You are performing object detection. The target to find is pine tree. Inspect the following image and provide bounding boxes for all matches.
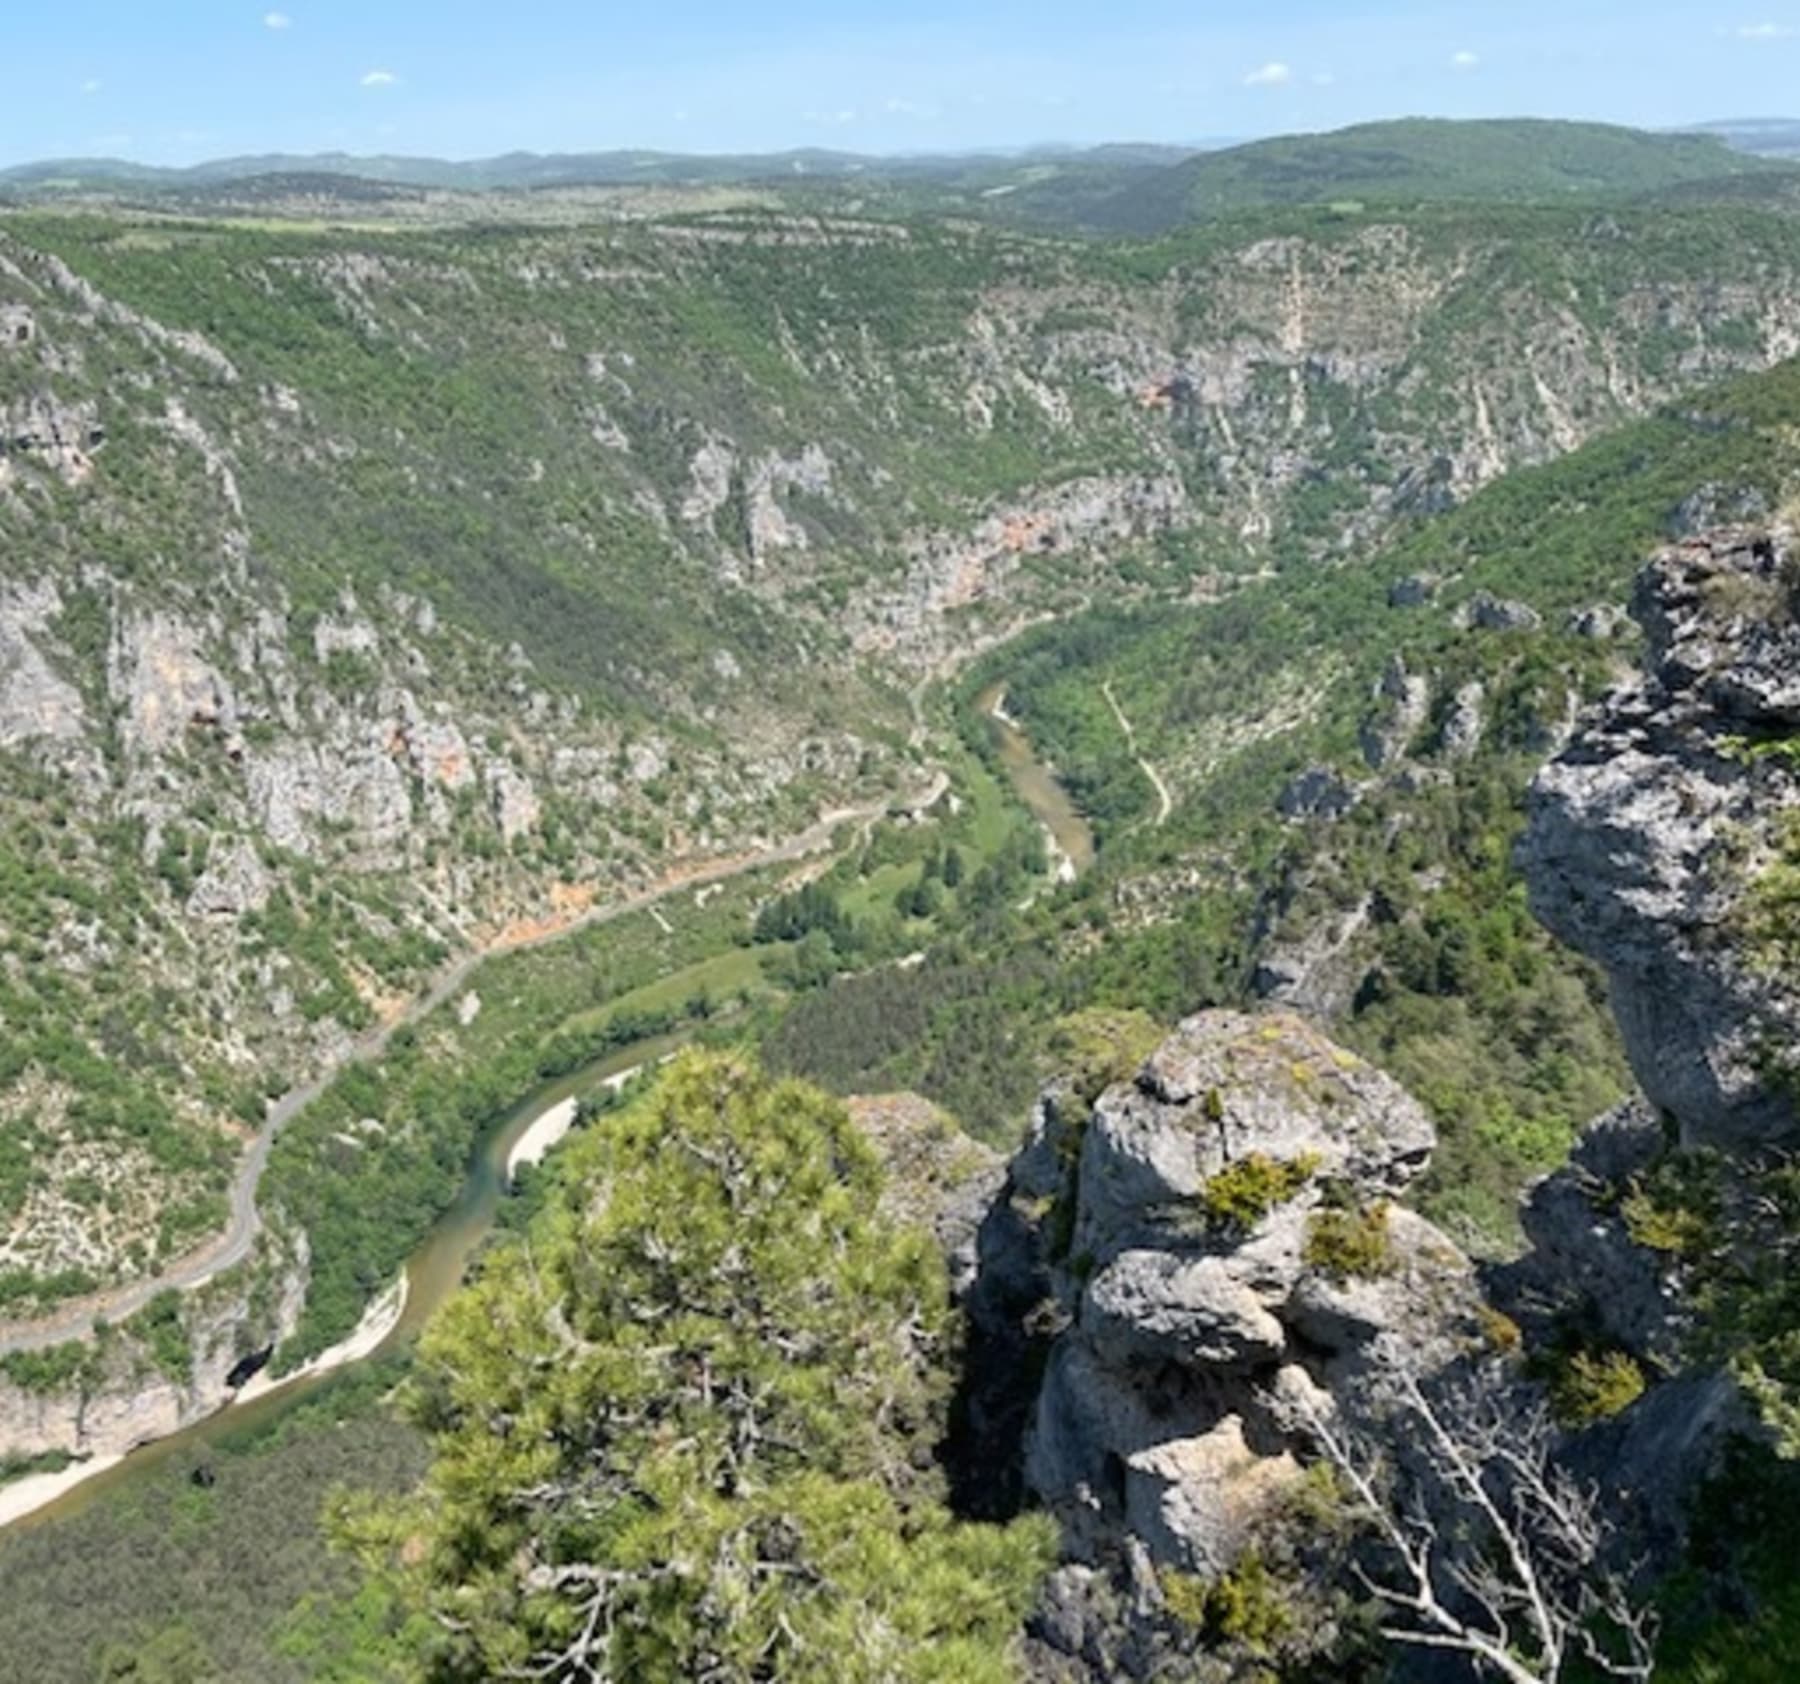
[336,1053,1053,1682]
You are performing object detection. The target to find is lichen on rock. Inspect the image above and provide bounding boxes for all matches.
[971,1009,1479,1598]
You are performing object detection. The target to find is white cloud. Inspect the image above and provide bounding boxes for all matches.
[263,10,291,28]
[884,96,937,117]
[1243,61,1293,87]
[361,69,399,87]
[1311,70,1337,86]
[1736,20,1797,35]
[80,78,102,95]
[802,107,858,126]
[1451,49,1480,69]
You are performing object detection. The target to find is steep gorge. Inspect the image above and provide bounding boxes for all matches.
[949,525,1800,1678]
[6,195,1800,1475]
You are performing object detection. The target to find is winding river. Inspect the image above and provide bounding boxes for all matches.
[3,686,1092,1537]
[4,1032,683,1536]
[978,681,1096,877]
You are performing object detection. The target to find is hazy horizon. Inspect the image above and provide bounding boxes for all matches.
[3,0,1797,172]
[3,115,1795,179]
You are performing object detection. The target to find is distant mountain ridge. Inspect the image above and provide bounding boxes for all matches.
[995,117,1799,234]
[0,142,1207,194]
[6,118,1793,236]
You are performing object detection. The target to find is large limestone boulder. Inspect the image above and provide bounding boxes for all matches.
[1004,1009,1479,1581]
[1083,1250,1287,1374]
[1027,1337,1304,1576]
[1074,1009,1435,1264]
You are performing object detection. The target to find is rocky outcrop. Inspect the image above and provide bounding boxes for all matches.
[486,762,541,844]
[0,1236,307,1465]
[972,1011,1477,1588]
[1501,1098,1689,1364]
[1523,527,1800,1148]
[0,585,86,748]
[1668,483,1771,539]
[1504,525,1800,1552]
[1,392,104,485]
[1440,679,1486,760]
[1250,896,1375,1022]
[1387,572,1441,608]
[853,474,1187,668]
[847,1093,1005,1301]
[186,837,273,921]
[1359,654,1429,770]
[247,735,415,859]
[109,609,235,755]
[1276,766,1359,821]
[1457,590,1543,634]
[1568,602,1633,641]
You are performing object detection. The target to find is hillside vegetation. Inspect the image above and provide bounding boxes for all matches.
[770,352,1800,1247]
[1000,118,1796,234]
[3,123,1800,1682]
[7,193,1800,1310]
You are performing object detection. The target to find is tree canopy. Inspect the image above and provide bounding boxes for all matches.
[337,1052,1053,1682]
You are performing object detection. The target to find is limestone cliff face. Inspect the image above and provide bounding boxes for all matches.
[946,531,1800,1671]
[0,1233,307,1464]
[1497,526,1800,1542]
[1523,527,1800,1147]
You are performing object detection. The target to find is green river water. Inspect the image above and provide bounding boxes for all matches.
[7,1032,682,1536]
[5,683,1090,1538]
[978,681,1097,874]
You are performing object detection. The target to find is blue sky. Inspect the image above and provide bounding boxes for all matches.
[2,1,1796,167]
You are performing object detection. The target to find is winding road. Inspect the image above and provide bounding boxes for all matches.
[0,784,939,1358]
[1102,680,1173,826]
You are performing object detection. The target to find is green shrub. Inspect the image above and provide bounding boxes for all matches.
[0,1448,75,1488]
[1303,1202,1399,1281]
[1478,1304,1524,1355]
[339,1053,1057,1682]
[1618,1150,1721,1259]
[134,1290,194,1385]
[1550,1349,1647,1425]
[1049,1006,1165,1103]
[1160,1552,1292,1653]
[0,1338,103,1395]
[1621,1186,1713,1258]
[1197,1152,1321,1232]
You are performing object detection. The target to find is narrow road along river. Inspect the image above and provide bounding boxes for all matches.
[0,782,931,1360]
[1,1031,684,1536]
[1,709,1085,1535]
